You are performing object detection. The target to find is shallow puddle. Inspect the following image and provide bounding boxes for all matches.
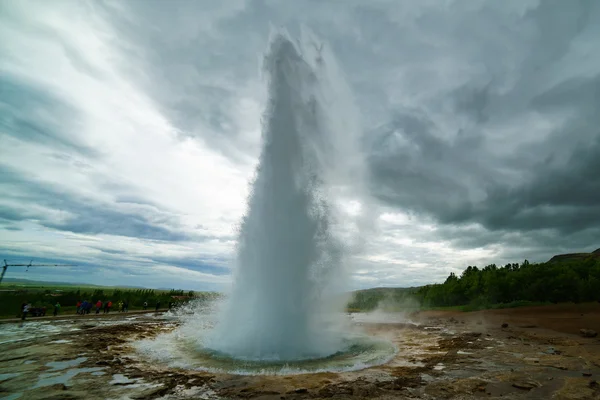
[46,356,87,370]
[34,367,104,388]
[110,373,138,385]
[0,373,21,382]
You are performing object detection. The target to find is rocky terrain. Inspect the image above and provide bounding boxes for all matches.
[1,304,599,399]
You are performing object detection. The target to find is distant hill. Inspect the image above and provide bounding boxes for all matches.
[547,248,600,263]
[1,278,101,287]
[0,278,145,289]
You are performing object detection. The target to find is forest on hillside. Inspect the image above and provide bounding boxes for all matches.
[349,253,600,311]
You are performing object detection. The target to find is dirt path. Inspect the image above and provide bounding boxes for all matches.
[0,308,170,324]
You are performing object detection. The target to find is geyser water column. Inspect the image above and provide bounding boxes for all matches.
[134,32,395,373]
[208,32,360,361]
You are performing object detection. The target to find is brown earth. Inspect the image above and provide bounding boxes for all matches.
[419,302,600,335]
[1,303,600,399]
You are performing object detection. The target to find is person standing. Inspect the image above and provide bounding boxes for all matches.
[95,300,102,314]
[21,303,30,321]
[53,302,61,317]
[155,301,160,312]
[143,301,148,310]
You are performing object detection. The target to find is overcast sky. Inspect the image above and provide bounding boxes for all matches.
[1,0,599,291]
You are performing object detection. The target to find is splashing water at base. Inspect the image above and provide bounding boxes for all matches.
[136,30,393,373]
[135,307,396,375]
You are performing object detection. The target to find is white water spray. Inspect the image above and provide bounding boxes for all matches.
[206,30,368,361]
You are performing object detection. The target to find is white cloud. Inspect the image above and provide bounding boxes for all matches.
[1,0,598,290]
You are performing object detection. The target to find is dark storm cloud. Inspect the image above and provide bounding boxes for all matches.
[452,83,492,124]
[365,0,600,259]
[413,73,600,235]
[473,139,600,231]
[367,111,489,221]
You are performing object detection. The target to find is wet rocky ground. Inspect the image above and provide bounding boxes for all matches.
[1,305,599,399]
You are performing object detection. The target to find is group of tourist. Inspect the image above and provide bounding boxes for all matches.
[19,299,177,320]
[75,300,129,314]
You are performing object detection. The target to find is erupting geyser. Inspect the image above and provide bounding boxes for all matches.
[207,31,364,361]
[136,31,395,373]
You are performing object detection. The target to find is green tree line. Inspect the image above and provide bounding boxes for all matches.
[416,256,600,309]
[347,255,600,312]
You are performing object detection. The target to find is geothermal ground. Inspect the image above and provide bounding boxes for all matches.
[1,304,600,400]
